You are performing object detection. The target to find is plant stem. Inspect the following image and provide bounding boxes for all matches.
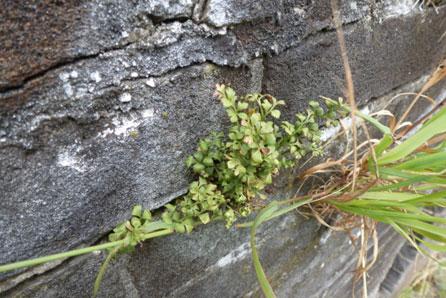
[0,227,175,274]
[140,228,174,241]
[92,229,174,296]
[0,240,125,273]
[93,246,120,298]
[250,205,279,298]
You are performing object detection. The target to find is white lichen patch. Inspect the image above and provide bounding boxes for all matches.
[112,118,141,136]
[59,70,79,82]
[63,83,74,97]
[90,71,102,83]
[119,93,132,103]
[98,108,155,138]
[215,243,250,268]
[29,113,68,131]
[59,72,70,82]
[57,151,86,173]
[383,0,415,19]
[293,6,306,16]
[350,1,357,10]
[145,78,156,88]
[70,70,79,79]
[75,87,88,99]
[141,108,154,118]
[321,106,370,141]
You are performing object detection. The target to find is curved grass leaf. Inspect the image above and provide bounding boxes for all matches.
[358,192,421,201]
[93,247,120,298]
[238,198,312,228]
[394,151,446,171]
[250,202,279,298]
[378,108,446,165]
[335,101,392,135]
[379,168,446,184]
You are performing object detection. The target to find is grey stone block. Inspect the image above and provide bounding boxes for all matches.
[1,0,446,297]
[0,61,263,268]
[263,6,446,112]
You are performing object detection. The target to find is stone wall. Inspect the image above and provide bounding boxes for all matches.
[1,0,446,297]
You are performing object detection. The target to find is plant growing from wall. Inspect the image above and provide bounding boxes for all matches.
[0,85,344,296]
[1,3,445,293]
[243,98,446,297]
[0,84,445,298]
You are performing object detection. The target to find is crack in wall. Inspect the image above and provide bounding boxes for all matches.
[192,0,211,22]
[2,3,446,296]
[0,24,350,104]
[0,40,134,96]
[2,72,440,294]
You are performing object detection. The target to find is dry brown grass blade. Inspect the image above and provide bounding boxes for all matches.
[296,1,436,296]
[383,92,436,131]
[299,160,342,178]
[352,219,379,298]
[300,140,378,180]
[395,59,446,135]
[310,205,347,231]
[399,96,446,138]
[359,217,368,298]
[331,0,358,192]
[331,179,378,203]
[365,227,379,273]
[387,92,436,106]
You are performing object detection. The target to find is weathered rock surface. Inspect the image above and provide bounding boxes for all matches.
[1,0,446,297]
[263,10,446,108]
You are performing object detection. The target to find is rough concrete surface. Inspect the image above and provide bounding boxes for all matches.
[1,0,446,297]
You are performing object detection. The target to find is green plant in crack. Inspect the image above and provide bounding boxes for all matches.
[0,85,343,297]
[176,85,343,228]
[106,86,343,248]
[244,100,446,298]
[98,85,343,295]
[0,85,343,296]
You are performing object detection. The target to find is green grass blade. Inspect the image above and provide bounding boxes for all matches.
[370,176,429,191]
[374,134,394,157]
[268,198,312,220]
[334,203,446,224]
[339,103,392,135]
[93,247,120,298]
[412,228,446,243]
[412,184,446,192]
[389,221,424,255]
[397,218,446,239]
[415,237,446,252]
[333,204,391,224]
[342,200,424,214]
[378,108,446,165]
[238,198,312,228]
[250,203,279,298]
[358,191,421,201]
[404,189,446,204]
[380,168,446,184]
[394,151,446,171]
